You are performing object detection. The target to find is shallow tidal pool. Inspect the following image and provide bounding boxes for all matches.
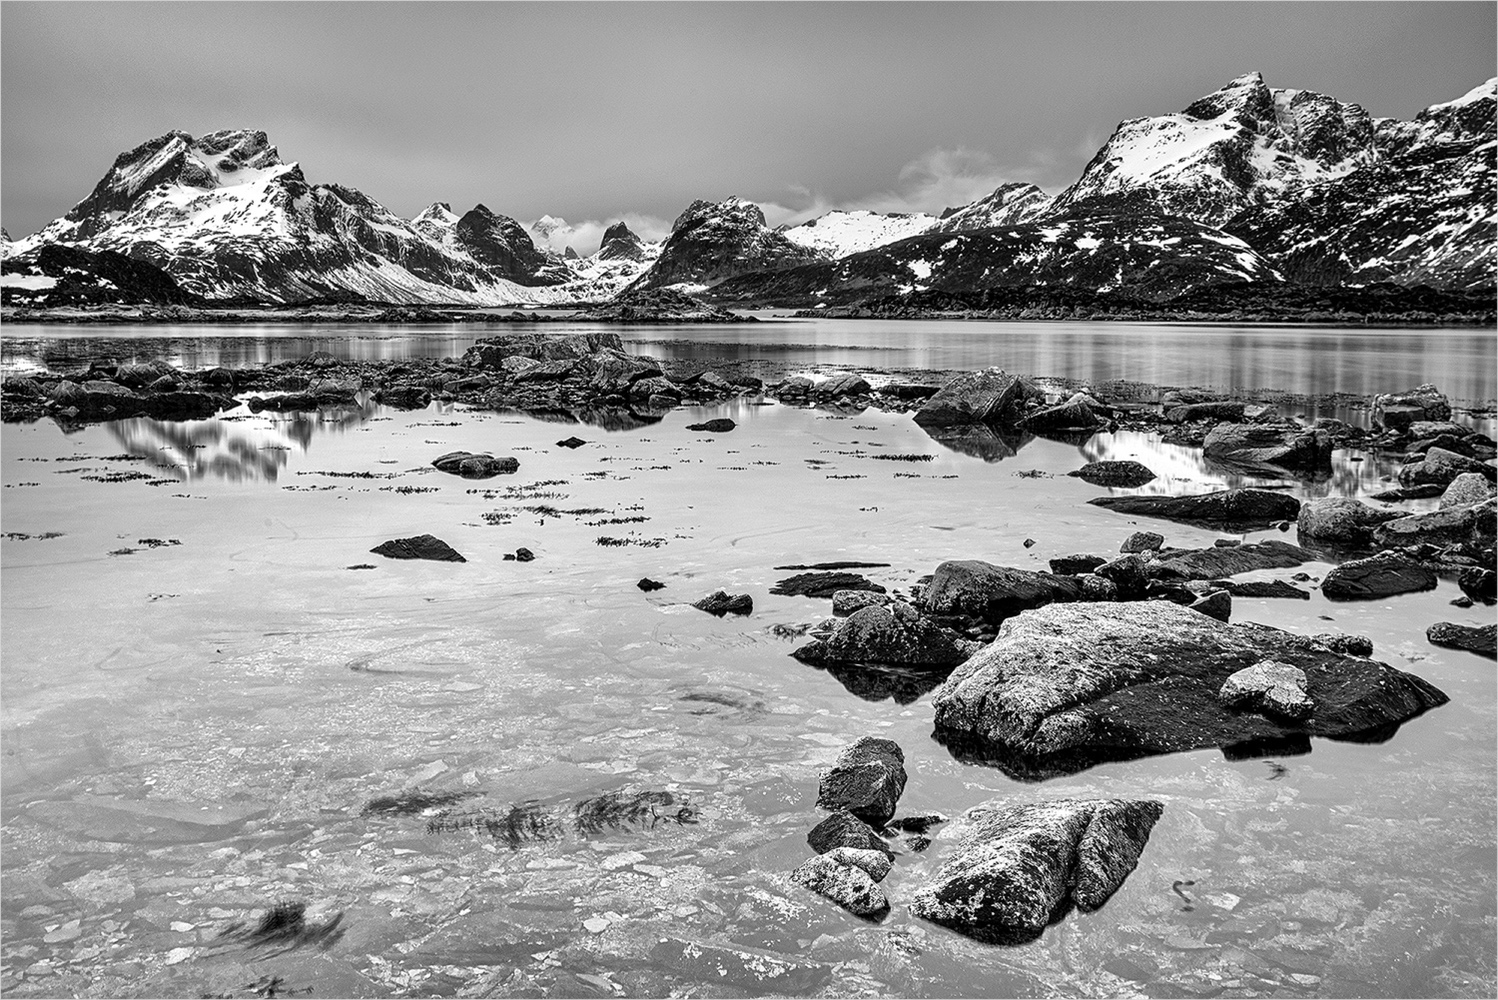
[2,385,1494,999]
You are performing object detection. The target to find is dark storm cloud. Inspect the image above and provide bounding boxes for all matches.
[3,2,1494,247]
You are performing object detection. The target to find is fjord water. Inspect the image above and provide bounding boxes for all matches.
[1,320,1494,998]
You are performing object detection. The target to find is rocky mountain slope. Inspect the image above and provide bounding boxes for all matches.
[3,130,577,304]
[627,197,827,292]
[709,213,1282,305]
[3,73,1491,307]
[1225,78,1496,289]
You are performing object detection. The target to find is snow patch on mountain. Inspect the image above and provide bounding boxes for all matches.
[781,209,937,257]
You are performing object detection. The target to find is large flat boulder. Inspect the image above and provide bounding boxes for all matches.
[432,451,519,479]
[1321,551,1438,600]
[1203,422,1332,475]
[909,798,1162,944]
[1297,497,1408,545]
[1150,539,1312,581]
[1397,446,1496,488]
[930,602,1446,780]
[1426,623,1496,659]
[1372,384,1451,431]
[1088,488,1300,529]
[921,560,1082,624]
[792,601,978,667]
[912,368,1044,427]
[1370,503,1486,550]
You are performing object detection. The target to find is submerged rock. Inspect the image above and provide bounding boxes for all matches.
[1426,622,1497,659]
[790,854,889,918]
[793,601,978,667]
[1067,460,1158,488]
[637,577,666,592]
[1089,488,1301,528]
[771,572,886,599]
[650,938,831,993]
[370,534,466,562]
[431,451,519,479]
[909,798,1163,943]
[930,601,1447,780]
[692,590,753,616]
[911,368,1044,427]
[816,737,907,826]
[1321,551,1438,600]
[1151,539,1312,580]
[685,418,736,432]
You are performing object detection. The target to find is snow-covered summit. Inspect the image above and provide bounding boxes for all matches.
[1050,73,1378,226]
[781,210,937,257]
[931,183,1054,233]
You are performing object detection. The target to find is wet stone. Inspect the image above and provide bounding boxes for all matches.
[370,534,466,562]
[789,854,889,918]
[692,590,753,616]
[816,737,907,826]
[807,810,892,857]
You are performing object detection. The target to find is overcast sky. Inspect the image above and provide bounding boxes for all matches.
[3,2,1494,251]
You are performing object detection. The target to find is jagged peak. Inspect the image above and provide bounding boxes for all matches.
[671,196,766,234]
[602,220,638,240]
[1182,71,1275,122]
[413,202,458,226]
[1424,77,1498,114]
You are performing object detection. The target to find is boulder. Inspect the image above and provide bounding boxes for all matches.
[1297,497,1408,545]
[770,572,886,599]
[930,602,1447,780]
[921,560,1082,624]
[1067,460,1157,488]
[1204,579,1310,600]
[789,854,889,918]
[1189,590,1232,622]
[1372,384,1451,430]
[1370,505,1483,550]
[431,451,519,479]
[1165,400,1245,423]
[1023,393,1103,432]
[1203,423,1332,474]
[587,352,663,393]
[1150,540,1312,581]
[637,577,666,592]
[1398,446,1496,487]
[1459,567,1496,604]
[807,810,891,856]
[692,590,753,616]
[370,535,466,563]
[909,798,1163,944]
[793,601,978,667]
[1321,551,1438,600]
[1219,661,1313,720]
[685,418,735,432]
[114,360,177,388]
[1088,488,1301,529]
[1441,473,1496,509]
[1095,554,1150,599]
[1120,531,1165,554]
[816,737,907,826]
[831,590,892,616]
[627,376,682,402]
[912,368,1044,427]
[818,373,872,397]
[1426,623,1496,659]
[1049,554,1107,576]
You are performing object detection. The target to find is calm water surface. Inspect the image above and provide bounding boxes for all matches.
[1,322,1494,998]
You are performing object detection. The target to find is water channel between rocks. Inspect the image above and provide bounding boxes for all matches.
[1,320,1494,999]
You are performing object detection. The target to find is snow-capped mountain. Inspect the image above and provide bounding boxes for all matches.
[1049,72,1379,227]
[629,197,828,292]
[1227,78,1497,289]
[4,130,576,304]
[711,213,1282,305]
[930,183,1054,232]
[781,210,937,258]
[595,221,650,262]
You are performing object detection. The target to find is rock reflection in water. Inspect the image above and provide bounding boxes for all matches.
[105,400,376,483]
[918,423,1034,463]
[811,661,955,705]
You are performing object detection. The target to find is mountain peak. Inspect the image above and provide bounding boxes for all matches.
[596,220,647,261]
[672,197,766,234]
[1182,71,1274,123]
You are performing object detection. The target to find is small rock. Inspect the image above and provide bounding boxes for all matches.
[556,436,587,449]
[1426,622,1497,659]
[1121,531,1165,554]
[601,851,648,871]
[514,547,535,562]
[686,418,736,432]
[790,854,889,918]
[1219,660,1314,720]
[822,846,894,882]
[692,590,753,616]
[808,809,891,856]
[637,578,666,592]
[1189,591,1232,622]
[583,917,611,934]
[1049,554,1107,575]
[371,534,465,563]
[817,737,907,826]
